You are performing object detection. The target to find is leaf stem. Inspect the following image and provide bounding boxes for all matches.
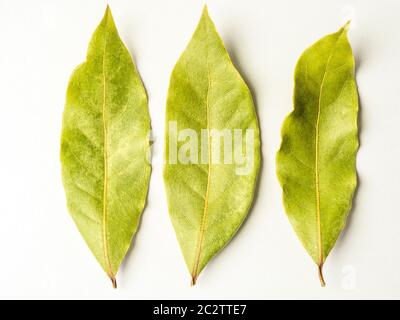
[110,276,117,289]
[191,275,197,287]
[318,264,326,287]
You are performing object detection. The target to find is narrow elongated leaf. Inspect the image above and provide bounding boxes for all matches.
[276,23,359,286]
[60,6,151,287]
[164,6,260,285]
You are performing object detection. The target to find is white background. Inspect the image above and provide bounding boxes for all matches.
[0,0,399,300]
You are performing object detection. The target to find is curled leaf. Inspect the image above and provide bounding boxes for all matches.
[60,6,151,287]
[276,23,359,286]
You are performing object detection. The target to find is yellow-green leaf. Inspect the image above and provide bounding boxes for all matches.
[60,6,151,288]
[164,6,260,285]
[276,23,359,286]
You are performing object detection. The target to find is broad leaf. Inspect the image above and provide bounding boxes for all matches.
[276,23,359,286]
[164,6,260,285]
[60,6,151,288]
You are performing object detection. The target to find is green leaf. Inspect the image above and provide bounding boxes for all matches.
[276,23,359,286]
[164,6,260,285]
[60,6,151,288]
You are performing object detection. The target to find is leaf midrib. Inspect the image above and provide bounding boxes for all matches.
[314,29,346,281]
[101,12,115,285]
[191,16,212,285]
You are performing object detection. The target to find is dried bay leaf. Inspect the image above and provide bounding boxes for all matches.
[164,6,260,285]
[60,6,151,288]
[276,23,359,286]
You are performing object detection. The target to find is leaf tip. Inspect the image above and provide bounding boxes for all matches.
[101,3,117,32]
[105,4,111,15]
[318,265,326,287]
[343,20,351,32]
[104,4,115,22]
[201,4,212,21]
[202,4,209,15]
